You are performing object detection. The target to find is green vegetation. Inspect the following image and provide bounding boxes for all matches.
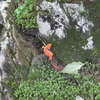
[14,0,38,28]
[6,64,100,100]
[5,65,30,94]
[14,67,100,100]
[14,80,79,100]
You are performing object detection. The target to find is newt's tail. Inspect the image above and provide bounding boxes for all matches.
[42,43,65,71]
[51,63,64,72]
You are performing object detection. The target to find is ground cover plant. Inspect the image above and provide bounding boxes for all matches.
[6,64,100,100]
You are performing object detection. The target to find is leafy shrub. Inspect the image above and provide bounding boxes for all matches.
[14,0,38,28]
[75,75,100,100]
[14,66,100,100]
[15,77,80,100]
[81,81,100,100]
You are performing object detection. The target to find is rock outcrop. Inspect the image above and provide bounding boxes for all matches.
[0,0,37,99]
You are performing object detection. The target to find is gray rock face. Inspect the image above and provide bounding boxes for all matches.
[0,13,4,33]
[0,1,11,100]
[32,54,47,66]
[0,0,37,100]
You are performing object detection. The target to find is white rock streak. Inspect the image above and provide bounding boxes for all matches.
[0,0,11,100]
[82,36,94,50]
[0,0,10,83]
[0,34,9,80]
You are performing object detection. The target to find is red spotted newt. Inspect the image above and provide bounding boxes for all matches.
[42,43,53,60]
[42,43,64,71]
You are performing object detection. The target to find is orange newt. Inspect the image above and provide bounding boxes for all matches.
[42,43,53,60]
[42,43,64,71]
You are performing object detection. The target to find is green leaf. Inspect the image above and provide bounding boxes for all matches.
[95,94,100,100]
[61,62,84,74]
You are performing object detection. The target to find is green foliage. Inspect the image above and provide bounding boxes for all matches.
[14,66,100,100]
[74,75,100,100]
[14,80,80,100]
[15,70,79,100]
[15,0,20,2]
[14,0,38,28]
[81,81,100,100]
[5,65,30,96]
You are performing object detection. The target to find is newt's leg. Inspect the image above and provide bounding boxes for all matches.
[49,56,52,60]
